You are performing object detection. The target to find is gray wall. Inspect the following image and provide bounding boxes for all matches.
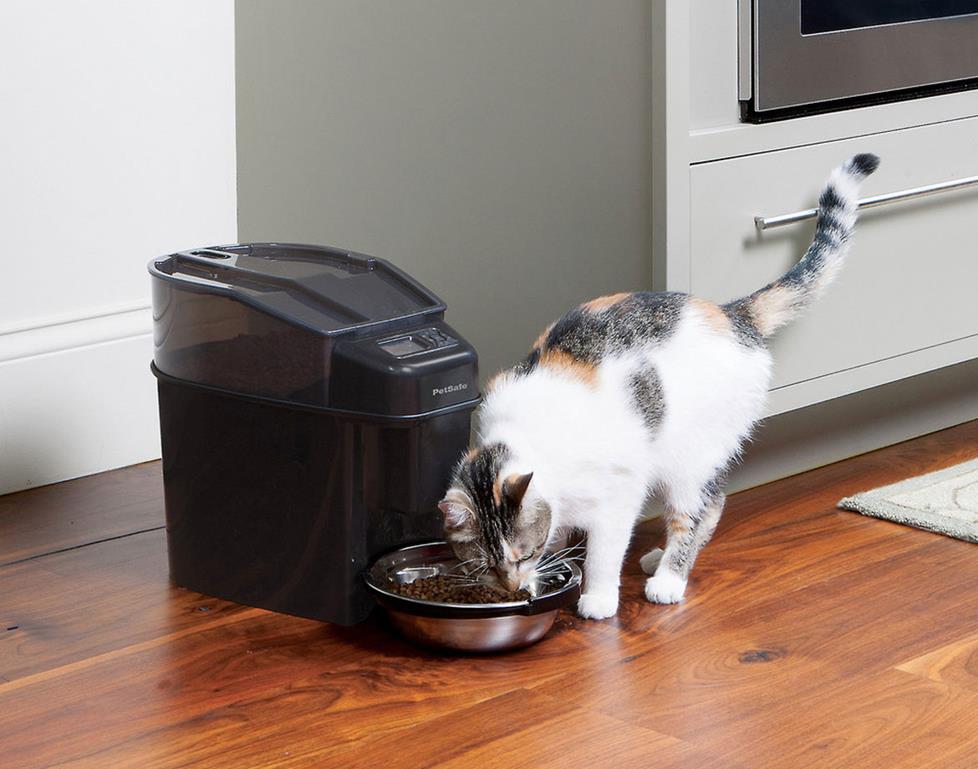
[235,2,975,496]
[235,0,652,379]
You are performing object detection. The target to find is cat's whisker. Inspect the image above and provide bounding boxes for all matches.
[536,550,573,568]
[539,540,585,560]
[541,543,584,559]
[534,556,586,575]
[445,557,482,575]
[535,567,577,577]
[537,557,584,567]
[536,546,586,570]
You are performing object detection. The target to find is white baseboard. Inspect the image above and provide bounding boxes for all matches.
[0,300,152,363]
[0,304,161,495]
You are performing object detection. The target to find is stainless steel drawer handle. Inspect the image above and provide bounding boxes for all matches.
[755,174,978,230]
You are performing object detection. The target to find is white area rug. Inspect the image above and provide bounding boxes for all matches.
[839,458,978,542]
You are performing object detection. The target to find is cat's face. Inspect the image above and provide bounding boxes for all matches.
[438,445,551,592]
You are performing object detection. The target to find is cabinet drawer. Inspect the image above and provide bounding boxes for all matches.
[690,118,978,400]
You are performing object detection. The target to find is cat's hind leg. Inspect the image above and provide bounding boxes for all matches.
[645,484,725,604]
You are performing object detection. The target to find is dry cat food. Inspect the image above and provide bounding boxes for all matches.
[389,575,531,604]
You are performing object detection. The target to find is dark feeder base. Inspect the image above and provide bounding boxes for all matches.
[156,369,473,626]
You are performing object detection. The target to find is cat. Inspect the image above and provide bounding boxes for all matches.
[439,153,879,619]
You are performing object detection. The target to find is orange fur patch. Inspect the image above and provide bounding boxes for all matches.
[582,292,631,313]
[750,284,800,338]
[538,348,597,385]
[668,517,691,537]
[689,297,732,335]
[492,476,504,507]
[532,323,555,352]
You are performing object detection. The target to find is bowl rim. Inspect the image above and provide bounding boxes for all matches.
[364,540,582,618]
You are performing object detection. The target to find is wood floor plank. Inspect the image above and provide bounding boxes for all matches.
[0,610,601,768]
[0,420,974,768]
[0,462,163,566]
[0,611,366,769]
[324,688,700,769]
[896,630,978,692]
[536,538,978,745]
[718,668,978,769]
[720,538,978,676]
[0,529,248,682]
[619,512,926,640]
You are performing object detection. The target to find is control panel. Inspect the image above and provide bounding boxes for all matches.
[378,328,457,358]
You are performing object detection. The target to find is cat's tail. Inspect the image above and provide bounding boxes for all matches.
[726,153,880,339]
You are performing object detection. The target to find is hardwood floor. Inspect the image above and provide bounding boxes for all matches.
[1,422,976,769]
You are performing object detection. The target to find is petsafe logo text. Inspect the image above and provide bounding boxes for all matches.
[432,383,469,397]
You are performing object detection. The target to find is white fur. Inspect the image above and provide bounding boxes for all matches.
[644,570,687,605]
[578,590,620,620]
[478,304,772,617]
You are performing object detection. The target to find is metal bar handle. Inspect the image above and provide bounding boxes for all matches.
[755,174,978,230]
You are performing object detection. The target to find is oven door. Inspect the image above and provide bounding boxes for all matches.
[742,0,978,120]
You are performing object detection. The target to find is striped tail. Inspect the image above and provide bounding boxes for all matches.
[726,153,880,339]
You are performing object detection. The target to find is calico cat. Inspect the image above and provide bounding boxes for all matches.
[439,154,879,619]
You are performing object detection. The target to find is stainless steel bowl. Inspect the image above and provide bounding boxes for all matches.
[365,541,582,653]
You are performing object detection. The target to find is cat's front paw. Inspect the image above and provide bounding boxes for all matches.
[644,571,687,604]
[577,591,619,620]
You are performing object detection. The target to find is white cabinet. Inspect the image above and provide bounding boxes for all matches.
[649,1,977,481]
[688,118,978,414]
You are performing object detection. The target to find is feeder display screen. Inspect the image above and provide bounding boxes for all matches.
[380,336,426,357]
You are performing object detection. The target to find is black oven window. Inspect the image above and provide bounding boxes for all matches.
[801,0,978,35]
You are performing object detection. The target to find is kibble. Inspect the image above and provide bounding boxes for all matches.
[389,575,530,604]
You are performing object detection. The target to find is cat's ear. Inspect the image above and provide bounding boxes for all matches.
[502,472,533,508]
[438,489,475,531]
